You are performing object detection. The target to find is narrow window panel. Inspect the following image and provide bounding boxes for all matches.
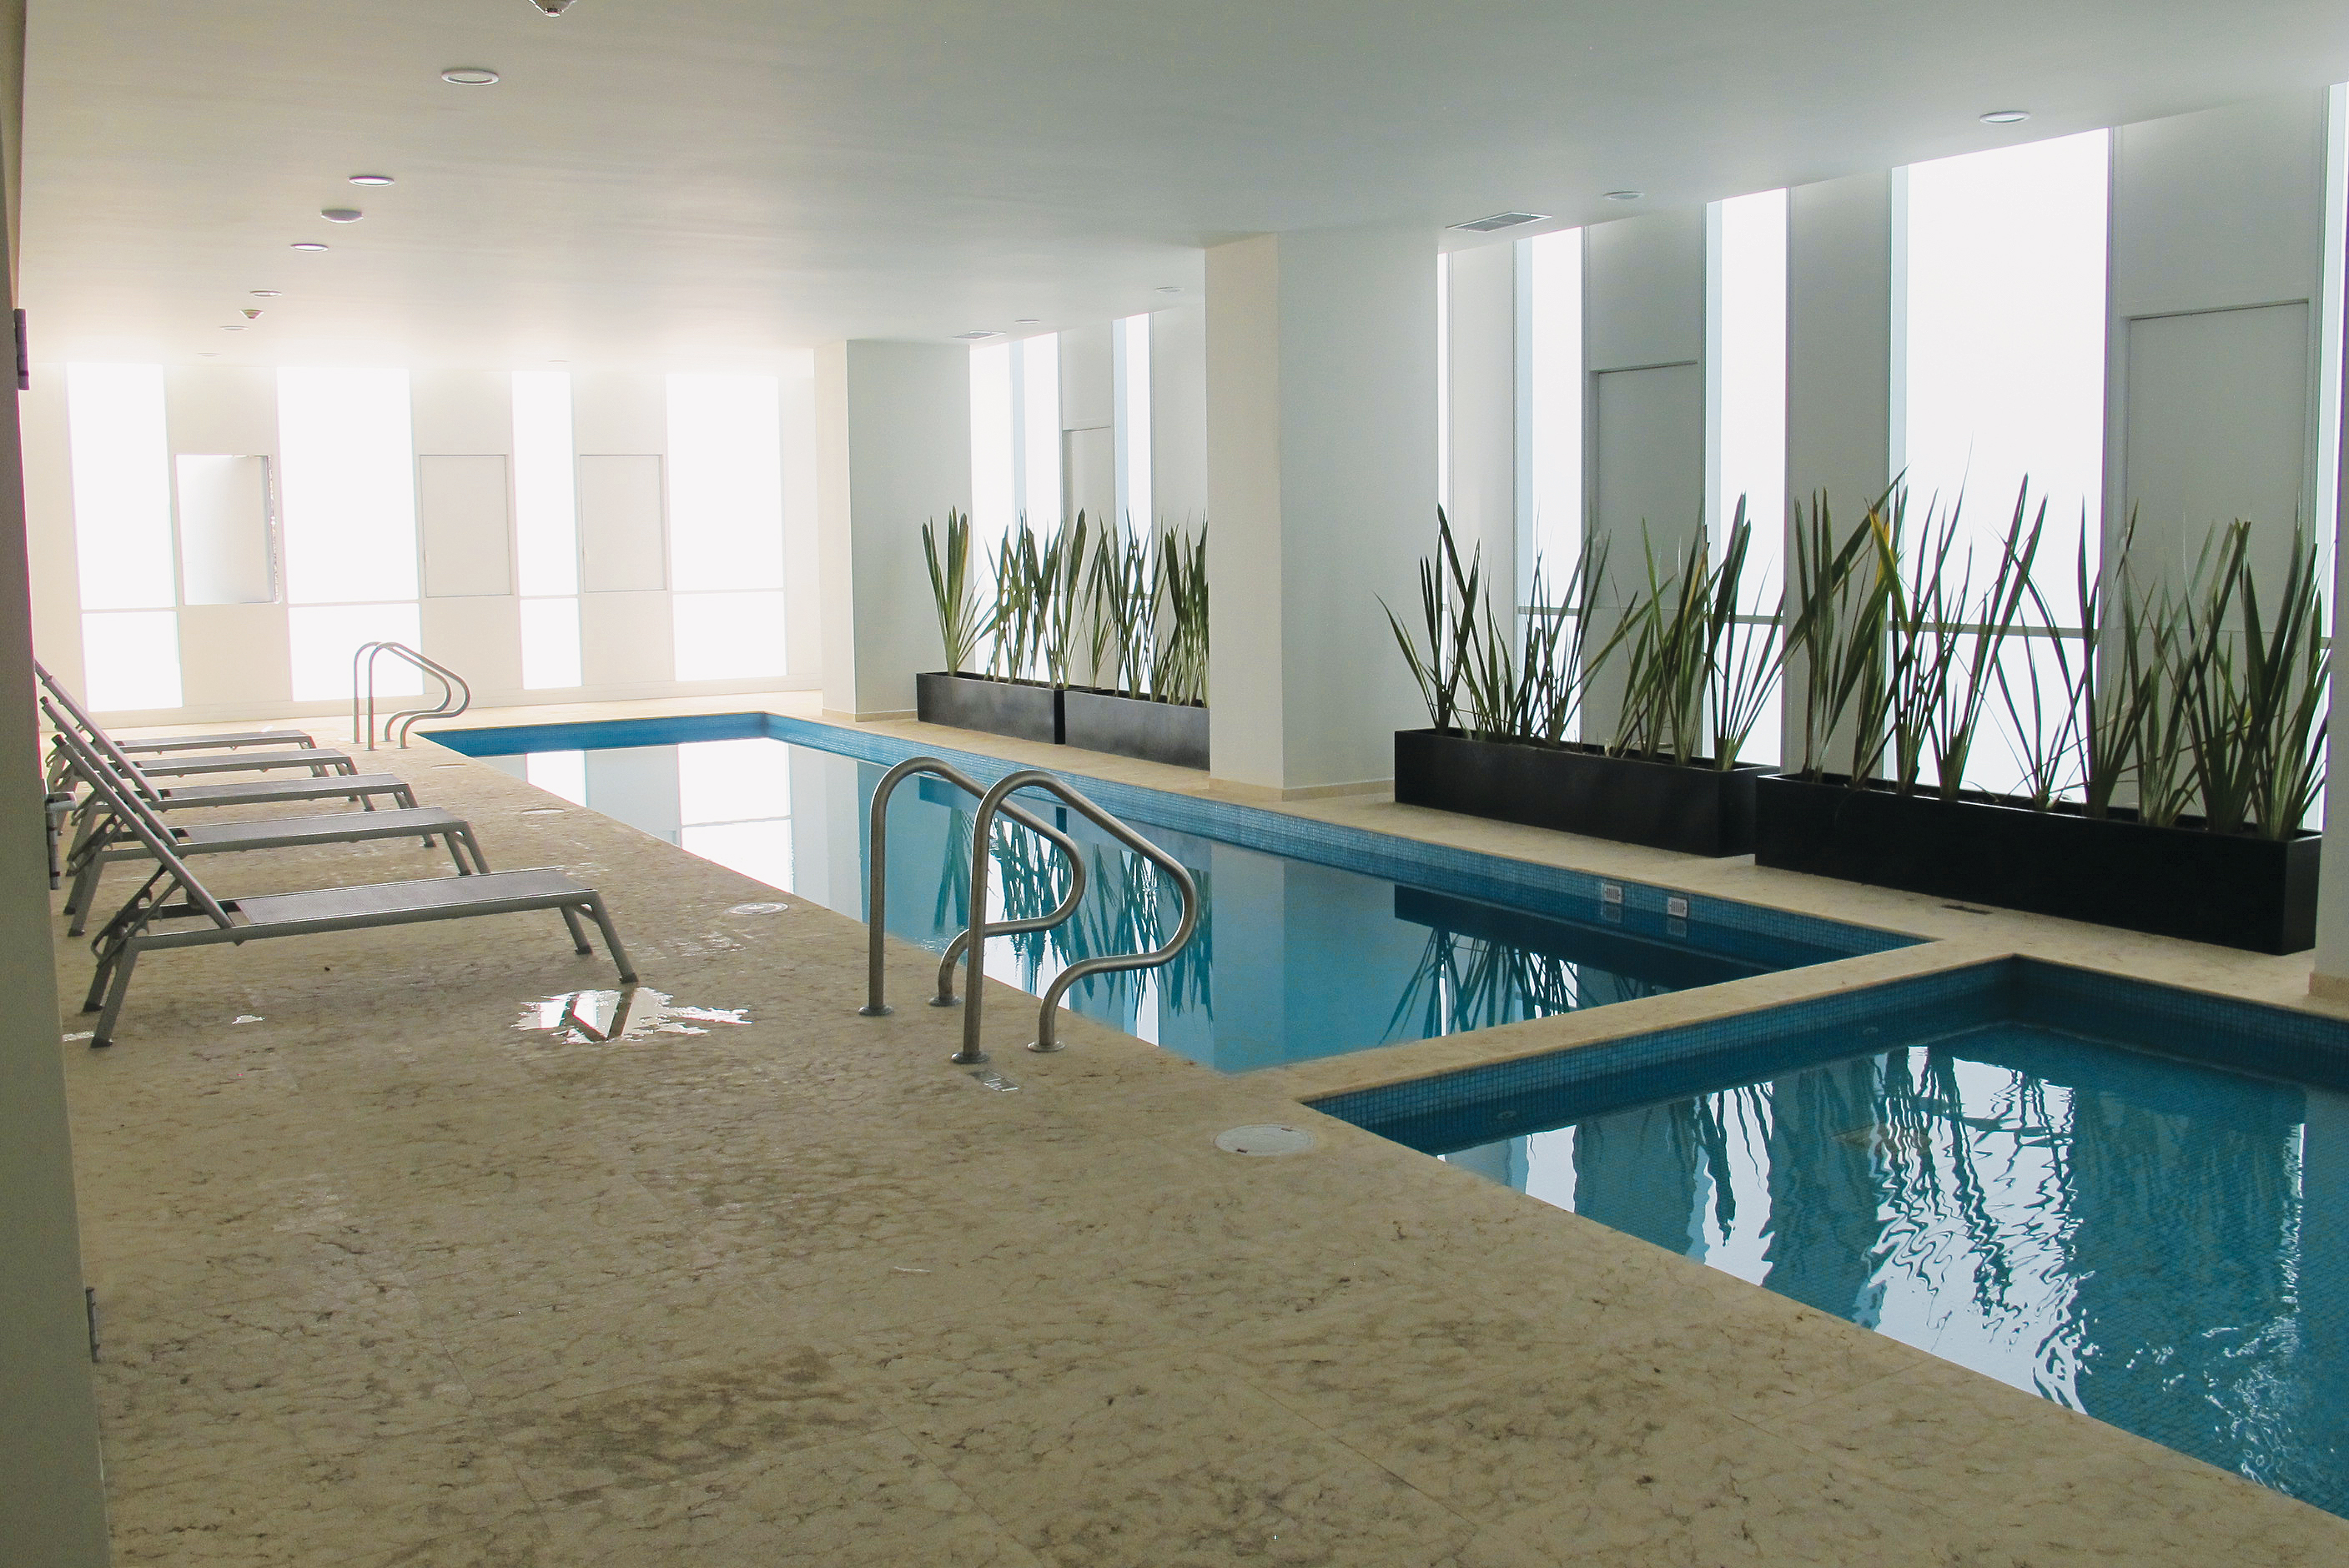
[65,363,176,611]
[969,341,1015,543]
[277,369,420,605]
[1114,315,1153,527]
[1018,334,1061,524]
[666,373,783,594]
[672,589,787,681]
[1523,230,1583,591]
[289,602,423,702]
[513,370,578,596]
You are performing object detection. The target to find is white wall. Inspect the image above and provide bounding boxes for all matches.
[1150,302,1208,527]
[1447,240,1517,614]
[815,339,972,719]
[27,360,822,724]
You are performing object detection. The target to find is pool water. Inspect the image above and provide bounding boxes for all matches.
[1364,982,2349,1516]
[445,716,1899,1073]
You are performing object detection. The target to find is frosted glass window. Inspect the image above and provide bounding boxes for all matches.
[666,373,784,594]
[526,749,588,806]
[277,369,419,605]
[679,820,794,889]
[64,364,176,611]
[969,341,1015,543]
[1436,253,1451,511]
[1014,335,1062,525]
[1522,229,1583,596]
[677,736,792,824]
[1711,188,1787,594]
[1902,129,2110,615]
[289,602,423,702]
[513,371,578,596]
[80,610,182,711]
[520,596,582,690]
[672,589,787,681]
[1114,314,1153,528]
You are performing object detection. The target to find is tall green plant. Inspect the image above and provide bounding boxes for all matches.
[922,510,988,674]
[1608,505,1782,770]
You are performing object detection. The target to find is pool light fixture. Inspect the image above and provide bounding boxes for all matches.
[1980,108,2031,125]
[291,242,328,251]
[348,173,395,187]
[441,67,500,86]
[321,208,364,223]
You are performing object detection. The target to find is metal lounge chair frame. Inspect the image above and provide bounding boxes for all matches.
[66,726,636,1048]
[46,708,492,936]
[37,666,355,790]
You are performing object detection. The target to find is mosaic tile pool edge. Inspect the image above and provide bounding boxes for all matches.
[428,710,1916,970]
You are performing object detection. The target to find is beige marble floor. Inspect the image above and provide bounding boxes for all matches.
[58,699,2349,1564]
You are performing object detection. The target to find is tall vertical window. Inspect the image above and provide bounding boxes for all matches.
[969,341,1015,543]
[279,368,421,701]
[1900,129,2110,597]
[1710,188,1789,764]
[666,373,787,681]
[513,370,581,688]
[1113,314,1153,530]
[1519,229,1583,591]
[65,363,182,709]
[1015,334,1062,525]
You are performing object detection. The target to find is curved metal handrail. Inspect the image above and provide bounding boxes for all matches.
[351,641,471,750]
[859,757,1089,1017]
[954,767,1200,1064]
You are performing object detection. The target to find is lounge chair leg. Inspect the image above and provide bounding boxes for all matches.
[559,906,592,954]
[440,834,467,873]
[582,897,639,984]
[66,862,103,937]
[461,829,492,875]
[92,944,139,1047]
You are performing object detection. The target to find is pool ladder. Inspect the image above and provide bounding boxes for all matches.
[858,756,1200,1063]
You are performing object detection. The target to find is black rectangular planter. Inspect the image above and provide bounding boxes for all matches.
[1393,728,1766,857]
[1063,689,1210,770]
[914,672,1063,744]
[1753,774,2321,954]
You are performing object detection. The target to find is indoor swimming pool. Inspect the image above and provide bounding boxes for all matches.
[433,712,1909,1072]
[1318,958,2349,1516]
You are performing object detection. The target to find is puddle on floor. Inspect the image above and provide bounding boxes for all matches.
[514,986,751,1043]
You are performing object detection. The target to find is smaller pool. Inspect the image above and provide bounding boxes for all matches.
[1316,959,2349,1518]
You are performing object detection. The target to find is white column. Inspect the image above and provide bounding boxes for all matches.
[814,340,972,720]
[1784,172,1894,767]
[1447,240,1518,615]
[1205,225,1438,796]
[0,31,113,1556]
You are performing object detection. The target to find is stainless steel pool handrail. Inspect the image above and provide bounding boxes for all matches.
[859,757,1089,1017]
[954,767,1200,1064]
[350,641,471,750]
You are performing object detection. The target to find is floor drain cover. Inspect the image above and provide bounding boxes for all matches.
[1215,1124,1314,1156]
[727,902,789,915]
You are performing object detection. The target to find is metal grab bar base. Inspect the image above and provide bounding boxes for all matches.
[858,1003,893,1018]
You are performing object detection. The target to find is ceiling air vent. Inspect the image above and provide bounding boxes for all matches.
[953,330,1003,340]
[1450,212,1549,233]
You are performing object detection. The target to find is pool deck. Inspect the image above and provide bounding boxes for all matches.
[60,691,2349,1565]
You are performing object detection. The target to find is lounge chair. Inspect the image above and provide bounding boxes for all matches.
[45,706,491,937]
[66,726,636,1048]
[36,660,319,758]
[37,666,355,789]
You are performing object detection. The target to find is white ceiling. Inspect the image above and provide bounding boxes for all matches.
[22,0,2349,369]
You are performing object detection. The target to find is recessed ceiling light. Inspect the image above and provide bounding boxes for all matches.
[1014,318,1040,325]
[1450,212,1550,233]
[220,324,249,332]
[348,173,395,187]
[1602,189,1643,202]
[441,67,500,86]
[320,207,364,223]
[1154,285,1183,294]
[249,289,282,298]
[1980,109,2031,125]
[953,330,1001,340]
[291,242,328,251]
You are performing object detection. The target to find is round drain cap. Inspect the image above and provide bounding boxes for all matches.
[1215,1124,1314,1156]
[727,902,789,915]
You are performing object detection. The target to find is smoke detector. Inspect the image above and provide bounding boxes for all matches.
[528,0,580,13]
